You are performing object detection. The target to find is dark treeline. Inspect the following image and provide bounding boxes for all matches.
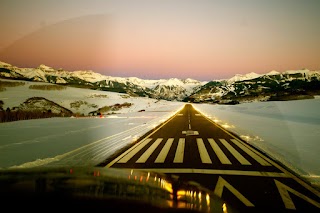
[0,109,72,123]
[0,80,25,87]
[29,84,66,90]
[0,80,26,92]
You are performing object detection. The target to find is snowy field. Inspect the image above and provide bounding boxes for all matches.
[0,80,319,188]
[0,80,185,168]
[194,98,320,187]
[0,79,176,115]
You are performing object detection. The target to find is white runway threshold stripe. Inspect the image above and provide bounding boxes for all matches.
[106,108,181,167]
[219,139,251,165]
[208,138,232,165]
[136,138,163,163]
[118,138,153,163]
[197,138,212,164]
[230,139,271,166]
[155,138,174,163]
[173,138,185,163]
[107,137,277,166]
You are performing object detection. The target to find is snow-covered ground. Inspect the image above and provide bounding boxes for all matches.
[0,80,319,188]
[194,98,320,187]
[0,79,185,168]
[0,79,181,115]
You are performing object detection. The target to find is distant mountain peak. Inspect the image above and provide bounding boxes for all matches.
[0,61,12,67]
[227,72,261,83]
[38,64,55,71]
[283,69,310,75]
[182,78,201,84]
[266,70,280,75]
[160,78,184,86]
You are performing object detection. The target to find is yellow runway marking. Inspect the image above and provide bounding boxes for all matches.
[174,138,185,163]
[155,138,174,163]
[197,138,212,164]
[220,139,251,165]
[118,138,152,163]
[208,138,231,164]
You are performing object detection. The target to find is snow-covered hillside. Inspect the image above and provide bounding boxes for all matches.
[188,69,320,104]
[225,69,320,83]
[0,61,205,101]
[2,61,320,103]
[0,79,183,115]
[227,72,262,84]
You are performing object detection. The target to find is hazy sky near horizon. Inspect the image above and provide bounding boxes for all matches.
[0,0,319,80]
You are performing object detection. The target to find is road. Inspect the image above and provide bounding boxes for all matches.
[103,104,320,212]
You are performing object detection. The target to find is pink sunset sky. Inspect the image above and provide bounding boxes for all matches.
[0,0,319,81]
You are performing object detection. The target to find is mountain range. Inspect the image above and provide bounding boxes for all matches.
[1,61,320,104]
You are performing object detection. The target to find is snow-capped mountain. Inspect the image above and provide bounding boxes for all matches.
[186,69,320,104]
[227,72,262,84]
[1,61,319,104]
[0,61,205,101]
